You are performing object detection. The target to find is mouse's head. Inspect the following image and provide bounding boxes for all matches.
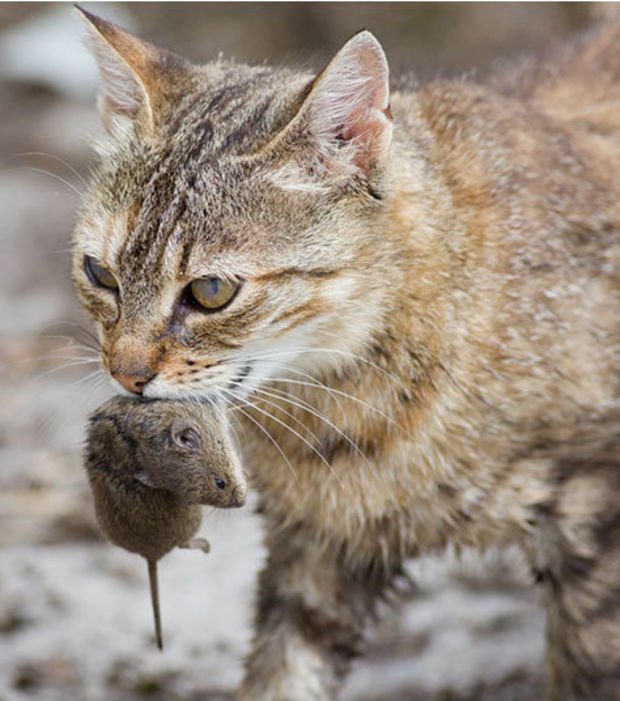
[114,398,247,508]
[152,405,247,508]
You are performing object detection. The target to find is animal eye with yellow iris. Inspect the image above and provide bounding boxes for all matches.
[84,255,119,291]
[188,277,240,312]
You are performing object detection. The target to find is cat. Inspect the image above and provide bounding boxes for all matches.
[72,7,620,700]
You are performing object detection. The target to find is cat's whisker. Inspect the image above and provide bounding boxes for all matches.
[251,386,372,468]
[247,374,396,425]
[40,322,102,350]
[47,352,99,361]
[14,151,88,188]
[34,368,108,439]
[31,345,100,359]
[221,346,381,420]
[252,384,321,416]
[20,166,83,198]
[64,369,104,390]
[32,358,101,381]
[251,362,347,420]
[15,351,98,369]
[244,388,325,453]
[36,331,101,356]
[225,387,343,486]
[313,327,415,391]
[238,344,408,393]
[220,393,299,485]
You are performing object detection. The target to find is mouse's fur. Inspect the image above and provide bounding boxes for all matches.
[84,396,246,648]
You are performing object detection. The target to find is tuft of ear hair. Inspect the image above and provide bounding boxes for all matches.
[75,4,188,136]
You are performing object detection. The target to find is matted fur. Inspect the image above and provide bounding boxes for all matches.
[72,11,620,700]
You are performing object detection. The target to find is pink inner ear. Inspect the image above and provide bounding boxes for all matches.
[309,31,393,175]
[337,91,392,172]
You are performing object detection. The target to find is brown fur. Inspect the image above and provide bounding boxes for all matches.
[84,396,245,649]
[73,10,620,699]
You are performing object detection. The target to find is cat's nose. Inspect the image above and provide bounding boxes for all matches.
[113,372,155,395]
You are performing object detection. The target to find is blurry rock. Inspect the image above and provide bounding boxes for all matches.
[0,599,32,634]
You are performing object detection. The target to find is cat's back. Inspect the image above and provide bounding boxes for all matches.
[396,21,620,265]
[389,23,620,438]
[500,21,620,148]
[397,22,620,184]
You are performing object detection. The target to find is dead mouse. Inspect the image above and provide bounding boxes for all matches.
[84,396,246,649]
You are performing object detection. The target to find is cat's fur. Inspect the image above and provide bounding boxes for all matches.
[72,8,620,700]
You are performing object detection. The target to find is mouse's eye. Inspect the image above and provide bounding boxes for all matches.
[214,477,226,490]
[171,425,201,450]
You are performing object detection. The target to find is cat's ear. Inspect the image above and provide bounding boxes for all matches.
[282,31,392,181]
[76,6,186,136]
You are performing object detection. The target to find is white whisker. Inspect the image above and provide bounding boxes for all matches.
[247,374,396,425]
[15,151,88,188]
[220,392,299,484]
[225,387,342,485]
[251,385,372,467]
[65,369,103,390]
[238,344,408,392]
[245,388,325,450]
[21,166,83,197]
[33,358,100,381]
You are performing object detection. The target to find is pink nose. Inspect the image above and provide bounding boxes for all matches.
[113,372,155,395]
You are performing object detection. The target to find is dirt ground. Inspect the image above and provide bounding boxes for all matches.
[1,3,603,699]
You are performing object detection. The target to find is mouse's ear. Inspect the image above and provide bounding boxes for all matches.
[170,419,201,451]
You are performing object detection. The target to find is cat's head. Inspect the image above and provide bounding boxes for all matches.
[72,8,395,402]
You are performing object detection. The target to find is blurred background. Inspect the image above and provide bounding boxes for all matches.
[0,3,610,700]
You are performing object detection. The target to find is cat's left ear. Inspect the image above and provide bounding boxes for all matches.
[76,6,188,136]
[284,31,392,179]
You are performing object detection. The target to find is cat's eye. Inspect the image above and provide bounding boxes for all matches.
[188,277,240,312]
[84,255,119,291]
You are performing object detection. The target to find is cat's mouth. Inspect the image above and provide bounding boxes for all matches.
[129,361,255,405]
[141,362,254,403]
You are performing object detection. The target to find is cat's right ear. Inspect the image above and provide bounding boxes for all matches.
[76,6,187,136]
[267,30,392,191]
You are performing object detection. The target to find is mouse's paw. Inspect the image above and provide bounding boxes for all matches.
[179,537,211,554]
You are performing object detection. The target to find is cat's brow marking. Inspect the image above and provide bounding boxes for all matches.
[254,268,342,281]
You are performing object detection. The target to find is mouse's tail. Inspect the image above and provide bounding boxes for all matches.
[147,559,163,651]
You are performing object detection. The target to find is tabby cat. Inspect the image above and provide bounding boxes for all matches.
[72,8,620,700]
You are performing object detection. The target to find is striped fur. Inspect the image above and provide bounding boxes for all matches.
[72,12,620,700]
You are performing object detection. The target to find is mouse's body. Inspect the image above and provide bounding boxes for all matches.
[87,471,204,561]
[84,396,246,648]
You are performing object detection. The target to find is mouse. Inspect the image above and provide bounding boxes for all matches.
[83,396,246,650]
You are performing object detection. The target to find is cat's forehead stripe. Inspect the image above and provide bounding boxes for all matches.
[104,69,312,284]
[165,68,287,159]
[122,185,192,283]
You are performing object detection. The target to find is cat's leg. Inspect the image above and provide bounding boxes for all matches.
[531,457,620,701]
[238,522,400,701]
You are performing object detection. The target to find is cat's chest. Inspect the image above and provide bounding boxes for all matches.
[237,379,535,553]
